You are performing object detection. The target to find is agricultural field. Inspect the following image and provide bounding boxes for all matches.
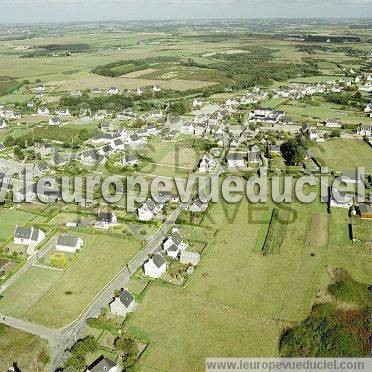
[311,139,372,173]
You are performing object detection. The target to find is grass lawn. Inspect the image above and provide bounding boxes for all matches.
[0,234,140,328]
[0,324,49,371]
[0,208,38,242]
[125,285,282,371]
[311,139,372,173]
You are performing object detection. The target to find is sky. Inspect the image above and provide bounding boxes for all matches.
[0,0,372,24]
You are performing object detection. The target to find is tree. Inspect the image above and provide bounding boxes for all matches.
[114,335,138,368]
[280,135,309,166]
[3,136,15,147]
[13,146,24,160]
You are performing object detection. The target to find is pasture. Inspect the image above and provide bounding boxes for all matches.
[311,139,372,173]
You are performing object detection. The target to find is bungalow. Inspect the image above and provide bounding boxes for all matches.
[13,226,45,247]
[227,152,246,168]
[0,119,7,129]
[37,107,49,116]
[137,86,145,96]
[153,191,179,204]
[56,108,70,117]
[180,251,201,266]
[225,98,239,107]
[80,150,106,165]
[87,355,119,372]
[357,204,372,219]
[364,103,372,113]
[35,143,52,157]
[325,118,342,128]
[100,120,113,132]
[55,234,83,253]
[110,289,136,316]
[51,152,67,167]
[193,98,203,108]
[152,84,161,93]
[94,110,108,120]
[34,84,45,92]
[98,144,115,157]
[35,92,44,99]
[188,199,208,213]
[112,138,125,151]
[107,86,119,95]
[144,253,166,278]
[92,87,101,94]
[117,110,137,120]
[49,116,61,126]
[70,90,82,97]
[95,210,117,229]
[199,154,215,173]
[27,101,35,108]
[144,123,159,136]
[249,108,285,124]
[92,132,114,144]
[127,133,145,147]
[138,199,163,221]
[122,154,139,166]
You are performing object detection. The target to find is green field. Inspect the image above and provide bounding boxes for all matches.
[122,189,371,370]
[311,139,372,173]
[0,234,141,328]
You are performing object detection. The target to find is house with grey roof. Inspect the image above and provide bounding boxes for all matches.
[137,199,163,221]
[13,226,45,247]
[86,355,119,372]
[55,234,83,253]
[109,289,136,316]
[163,230,188,255]
[95,210,118,229]
[122,154,139,166]
[144,252,166,278]
[188,199,208,213]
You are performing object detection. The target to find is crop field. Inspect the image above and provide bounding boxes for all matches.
[311,139,372,173]
[0,234,141,328]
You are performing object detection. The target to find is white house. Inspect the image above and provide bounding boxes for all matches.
[34,84,45,92]
[152,84,161,93]
[193,98,203,108]
[13,226,45,247]
[0,119,7,129]
[56,108,70,117]
[227,152,246,168]
[37,107,50,116]
[55,234,83,253]
[137,199,163,221]
[325,118,342,128]
[188,199,208,213]
[144,253,166,278]
[94,210,118,229]
[122,154,139,166]
[107,86,119,95]
[49,116,61,126]
[109,289,136,316]
[163,230,188,256]
[364,103,372,113]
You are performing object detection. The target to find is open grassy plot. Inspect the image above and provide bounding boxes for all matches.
[0,208,38,242]
[0,324,50,371]
[311,139,372,173]
[352,217,372,243]
[125,285,282,371]
[22,234,141,328]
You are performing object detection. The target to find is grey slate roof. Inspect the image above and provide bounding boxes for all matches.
[171,231,182,246]
[152,253,165,268]
[97,211,115,223]
[56,234,80,248]
[119,290,135,308]
[88,355,117,372]
[14,226,32,240]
